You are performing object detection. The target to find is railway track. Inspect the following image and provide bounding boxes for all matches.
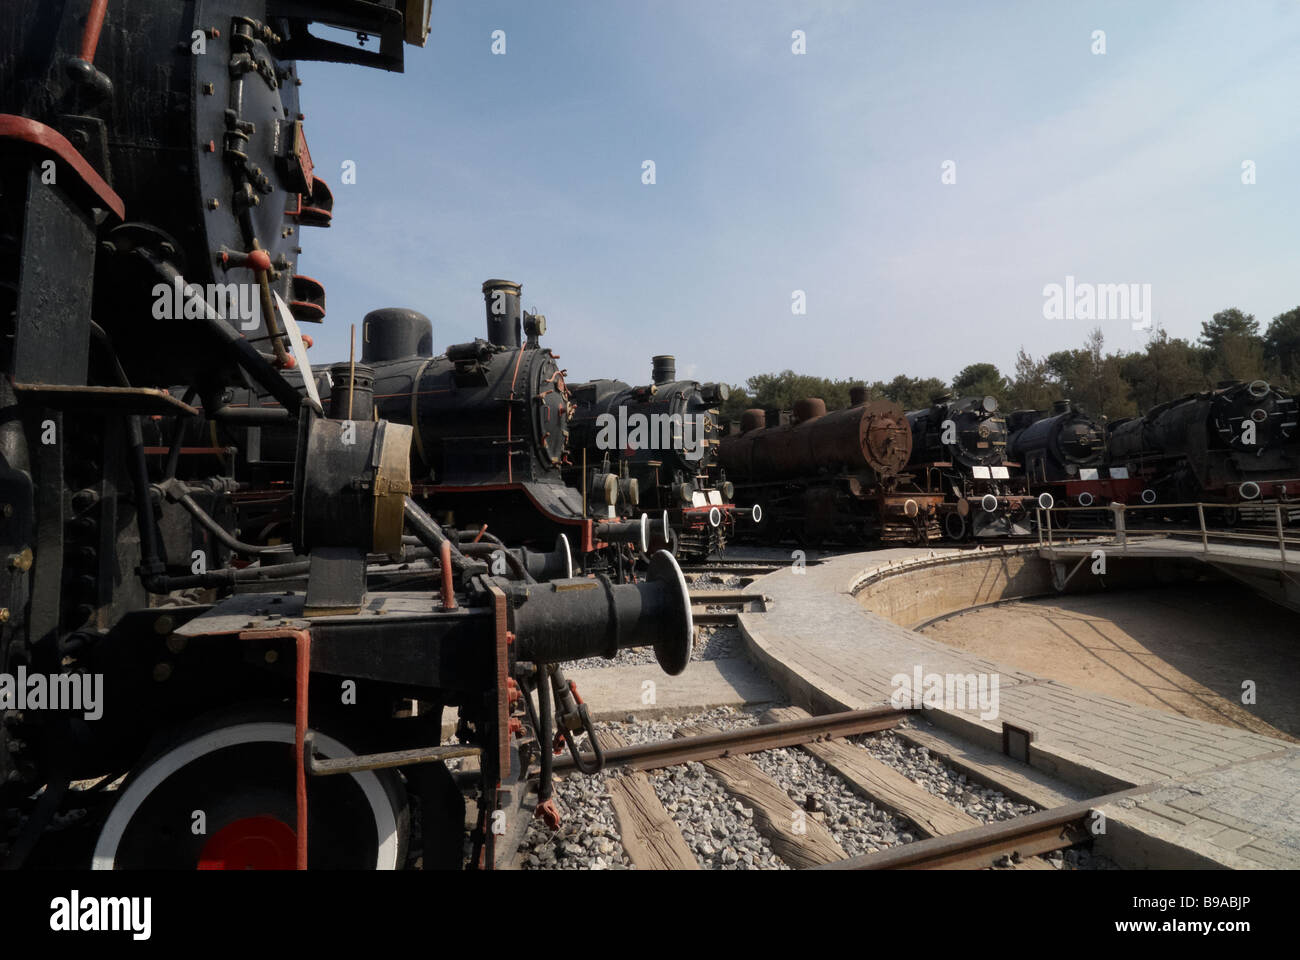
[531,704,1112,871]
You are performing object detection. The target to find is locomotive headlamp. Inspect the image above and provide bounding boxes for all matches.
[702,382,729,403]
[292,411,413,556]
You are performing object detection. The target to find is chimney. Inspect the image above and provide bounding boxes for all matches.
[849,385,868,406]
[652,355,676,385]
[482,279,522,349]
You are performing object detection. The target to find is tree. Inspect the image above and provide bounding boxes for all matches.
[741,370,857,412]
[1119,329,1205,411]
[1004,348,1059,412]
[1047,328,1135,419]
[951,362,1009,407]
[876,375,951,411]
[718,384,752,424]
[1264,306,1300,390]
[1199,308,1259,353]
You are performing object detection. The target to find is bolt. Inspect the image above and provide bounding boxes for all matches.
[152,662,172,682]
[0,609,9,623]
[203,82,214,95]
[207,198,220,210]
[165,634,187,654]
[264,649,279,664]
[2,504,12,518]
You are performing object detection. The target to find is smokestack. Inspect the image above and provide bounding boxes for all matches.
[652,355,676,385]
[482,279,522,349]
[1052,399,1071,414]
[362,308,433,363]
[849,385,868,406]
[329,362,375,421]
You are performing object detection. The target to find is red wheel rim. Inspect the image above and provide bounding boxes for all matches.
[198,815,297,870]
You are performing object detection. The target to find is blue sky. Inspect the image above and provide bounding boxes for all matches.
[297,0,1300,389]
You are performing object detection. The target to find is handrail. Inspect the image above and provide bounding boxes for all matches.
[1035,499,1298,565]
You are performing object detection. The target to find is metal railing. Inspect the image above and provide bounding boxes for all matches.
[1035,500,1300,566]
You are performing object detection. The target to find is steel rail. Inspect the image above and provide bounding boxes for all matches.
[813,784,1156,870]
[551,705,908,773]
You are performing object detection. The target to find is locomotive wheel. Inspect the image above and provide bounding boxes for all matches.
[92,707,408,870]
[942,511,968,542]
[664,526,681,558]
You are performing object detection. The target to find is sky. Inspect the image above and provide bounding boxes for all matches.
[296,0,1300,389]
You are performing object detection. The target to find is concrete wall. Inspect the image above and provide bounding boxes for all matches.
[853,548,1202,629]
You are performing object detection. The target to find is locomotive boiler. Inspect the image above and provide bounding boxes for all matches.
[905,395,1035,540]
[719,392,942,545]
[566,356,750,559]
[0,0,693,873]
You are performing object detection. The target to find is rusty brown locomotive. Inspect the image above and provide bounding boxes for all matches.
[720,393,942,545]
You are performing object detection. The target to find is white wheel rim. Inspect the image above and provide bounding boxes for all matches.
[92,722,400,870]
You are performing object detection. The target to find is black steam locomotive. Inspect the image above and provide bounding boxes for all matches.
[905,395,1036,540]
[1004,400,1126,512]
[1105,380,1300,513]
[566,356,750,559]
[0,0,693,871]
[204,280,662,580]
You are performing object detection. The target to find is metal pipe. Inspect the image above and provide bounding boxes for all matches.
[210,405,291,424]
[536,670,554,806]
[163,386,199,480]
[137,251,306,414]
[79,0,110,62]
[169,485,282,557]
[295,630,311,870]
[439,541,456,609]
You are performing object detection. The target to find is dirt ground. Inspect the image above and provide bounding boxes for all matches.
[919,579,1300,742]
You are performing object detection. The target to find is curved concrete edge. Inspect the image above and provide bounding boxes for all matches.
[736,548,1300,869]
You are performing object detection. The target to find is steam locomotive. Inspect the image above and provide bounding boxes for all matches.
[1104,380,1300,516]
[905,395,1036,540]
[1005,400,1127,515]
[0,0,693,871]
[566,356,752,560]
[719,391,942,546]
[203,281,664,581]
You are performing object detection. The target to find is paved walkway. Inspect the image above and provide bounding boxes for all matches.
[737,550,1300,868]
